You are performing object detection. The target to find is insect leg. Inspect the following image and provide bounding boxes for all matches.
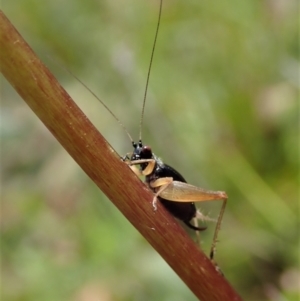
[149,177,174,210]
[193,217,201,244]
[129,165,142,177]
[125,159,156,176]
[195,210,216,223]
[209,198,227,262]
[193,209,217,245]
[121,152,133,161]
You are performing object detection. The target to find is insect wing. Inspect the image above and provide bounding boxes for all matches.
[159,181,227,202]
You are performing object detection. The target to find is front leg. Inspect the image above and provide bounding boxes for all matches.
[121,152,134,161]
[129,165,142,177]
[125,158,156,176]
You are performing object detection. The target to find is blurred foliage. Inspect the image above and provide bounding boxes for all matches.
[1,0,299,300]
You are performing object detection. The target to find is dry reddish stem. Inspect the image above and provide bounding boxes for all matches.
[0,10,243,301]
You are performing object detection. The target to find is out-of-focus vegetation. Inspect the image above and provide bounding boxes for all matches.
[1,0,299,300]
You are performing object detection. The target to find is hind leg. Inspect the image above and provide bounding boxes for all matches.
[193,217,201,244]
[193,210,215,244]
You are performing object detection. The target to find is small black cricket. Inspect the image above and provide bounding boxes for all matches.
[120,0,227,262]
[82,0,228,263]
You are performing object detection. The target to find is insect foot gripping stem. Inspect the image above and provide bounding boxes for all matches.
[152,196,158,211]
[211,257,225,276]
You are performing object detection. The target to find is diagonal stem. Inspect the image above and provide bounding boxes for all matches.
[0,10,243,301]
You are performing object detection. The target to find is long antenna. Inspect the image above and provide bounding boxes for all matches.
[54,62,134,143]
[139,0,163,142]
[71,73,134,143]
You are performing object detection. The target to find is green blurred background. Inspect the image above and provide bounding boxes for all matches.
[1,0,299,300]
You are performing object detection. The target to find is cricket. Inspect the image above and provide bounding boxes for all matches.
[83,0,228,265]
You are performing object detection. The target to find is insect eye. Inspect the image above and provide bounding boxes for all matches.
[141,146,152,159]
[143,145,151,151]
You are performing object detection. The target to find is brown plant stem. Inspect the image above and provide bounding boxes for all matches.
[0,10,243,301]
